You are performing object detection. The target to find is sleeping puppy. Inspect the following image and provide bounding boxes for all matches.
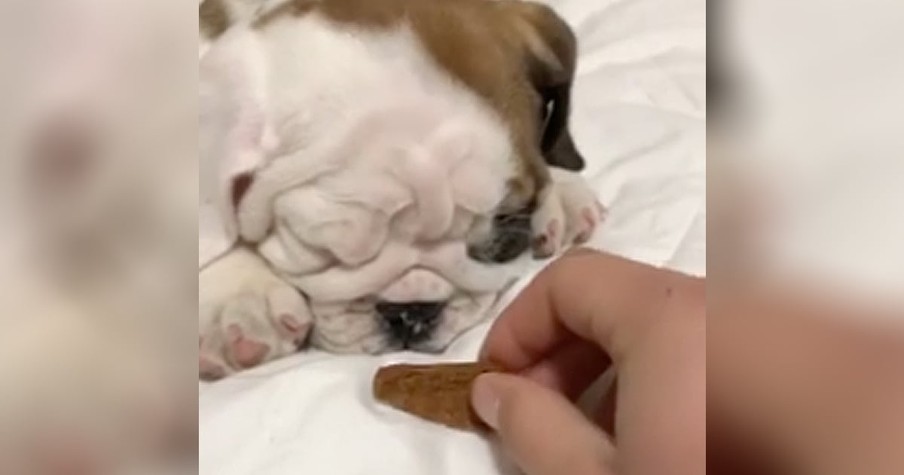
[199,0,604,379]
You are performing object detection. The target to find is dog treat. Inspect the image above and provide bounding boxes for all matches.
[373,362,501,430]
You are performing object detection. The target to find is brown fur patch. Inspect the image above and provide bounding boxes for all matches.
[250,0,582,209]
[200,0,231,39]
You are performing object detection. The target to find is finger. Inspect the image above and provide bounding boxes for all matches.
[481,250,685,370]
[595,377,617,434]
[471,373,615,475]
[614,293,707,475]
[521,339,611,400]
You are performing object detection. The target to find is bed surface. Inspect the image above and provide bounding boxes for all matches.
[199,1,706,473]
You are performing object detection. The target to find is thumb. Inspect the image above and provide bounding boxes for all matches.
[471,373,616,475]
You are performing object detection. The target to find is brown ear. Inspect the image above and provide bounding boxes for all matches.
[200,0,231,40]
[503,1,585,171]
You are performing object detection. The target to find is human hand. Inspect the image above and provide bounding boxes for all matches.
[471,250,706,475]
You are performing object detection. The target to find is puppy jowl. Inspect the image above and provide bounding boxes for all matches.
[198,0,605,378]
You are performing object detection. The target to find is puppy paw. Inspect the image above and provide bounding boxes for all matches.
[199,249,312,380]
[570,199,607,245]
[531,210,564,259]
[532,170,606,258]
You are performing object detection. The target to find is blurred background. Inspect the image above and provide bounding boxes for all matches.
[710,1,904,474]
[711,0,904,308]
[0,1,196,473]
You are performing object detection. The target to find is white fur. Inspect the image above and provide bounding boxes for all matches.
[236,17,516,241]
[199,7,604,372]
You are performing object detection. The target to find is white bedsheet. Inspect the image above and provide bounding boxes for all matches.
[199,1,706,473]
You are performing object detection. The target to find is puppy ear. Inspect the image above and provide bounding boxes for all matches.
[503,1,585,171]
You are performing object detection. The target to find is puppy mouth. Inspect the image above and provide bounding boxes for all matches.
[308,291,496,355]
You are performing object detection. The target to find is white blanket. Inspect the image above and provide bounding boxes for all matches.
[199,0,706,473]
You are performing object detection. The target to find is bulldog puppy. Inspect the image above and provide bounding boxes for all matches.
[199,0,605,379]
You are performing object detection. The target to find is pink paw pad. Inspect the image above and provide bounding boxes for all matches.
[226,325,271,368]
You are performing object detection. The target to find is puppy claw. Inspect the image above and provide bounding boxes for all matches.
[199,355,228,381]
[532,235,554,259]
[595,201,608,219]
[278,314,305,334]
[573,231,592,245]
[573,207,602,244]
[199,337,229,380]
[278,314,312,346]
[531,211,563,258]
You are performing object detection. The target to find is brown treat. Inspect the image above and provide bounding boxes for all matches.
[373,361,502,431]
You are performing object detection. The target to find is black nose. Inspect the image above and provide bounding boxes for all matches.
[375,301,445,344]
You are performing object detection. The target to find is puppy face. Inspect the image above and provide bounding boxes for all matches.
[201,0,585,353]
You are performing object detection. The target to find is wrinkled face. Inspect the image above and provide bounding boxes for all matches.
[253,107,536,354]
[212,0,587,354]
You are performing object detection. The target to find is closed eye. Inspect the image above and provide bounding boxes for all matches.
[466,203,535,264]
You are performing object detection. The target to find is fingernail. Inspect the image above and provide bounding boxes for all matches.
[471,374,502,430]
